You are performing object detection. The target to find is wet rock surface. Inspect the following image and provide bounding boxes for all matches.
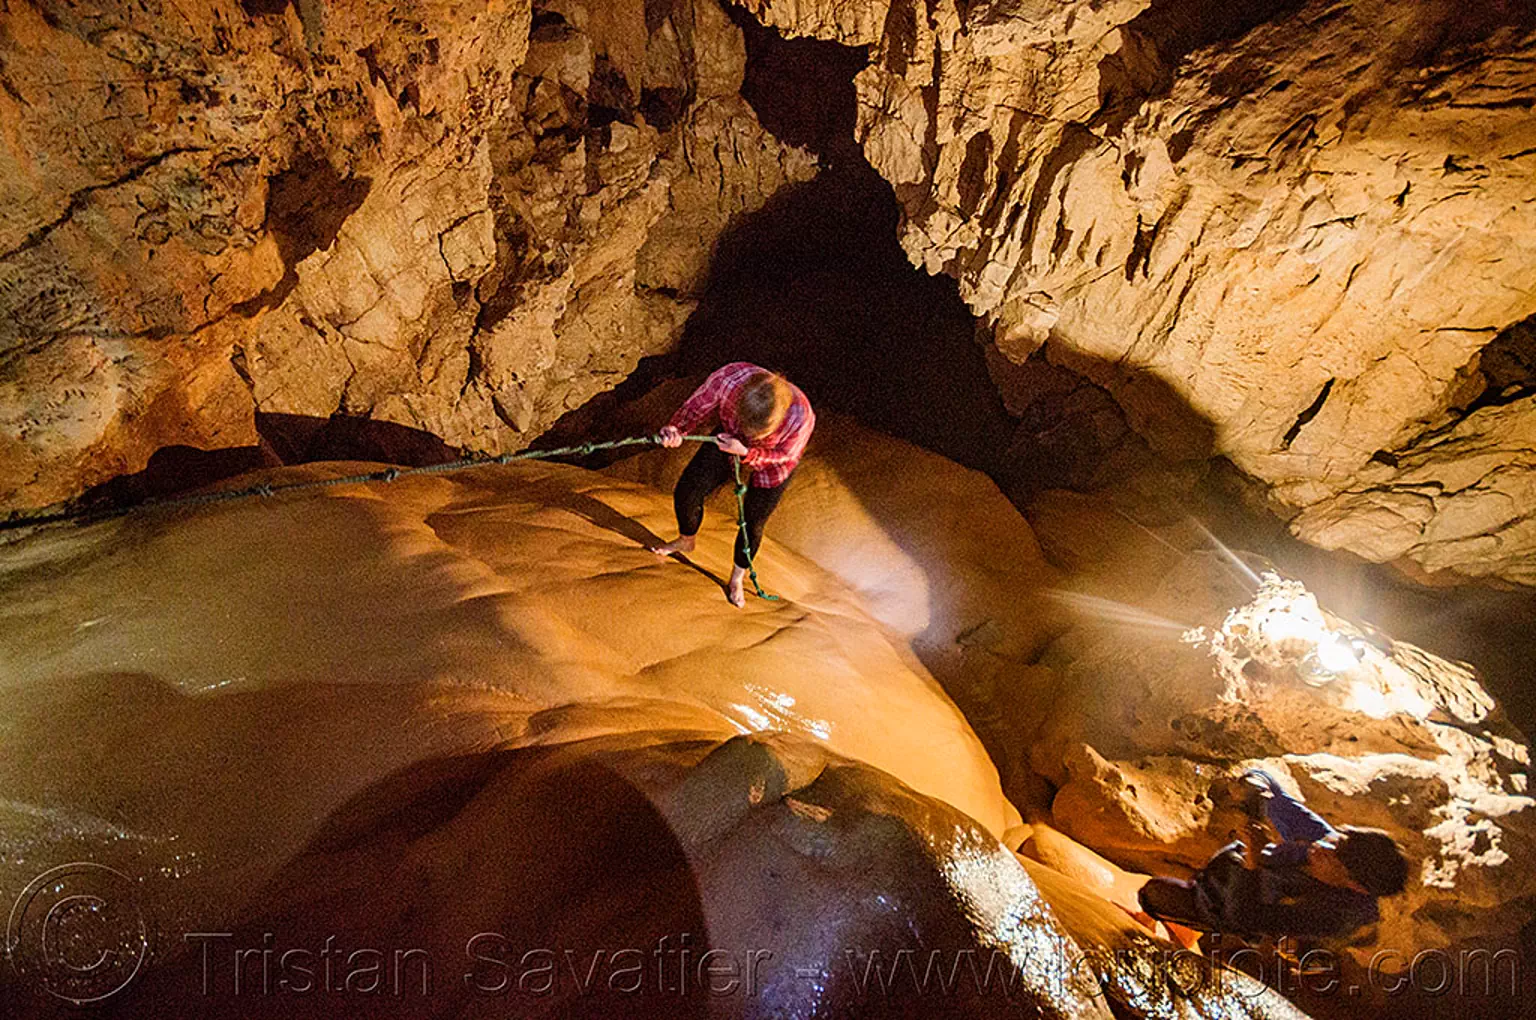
[0,455,1319,1019]
[2,2,1536,1015]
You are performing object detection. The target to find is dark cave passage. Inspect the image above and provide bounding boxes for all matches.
[4,3,1536,1017]
[30,8,1141,533]
[544,15,1138,506]
[624,161,1021,475]
[547,21,1022,476]
[548,9,1536,778]
[29,10,1536,764]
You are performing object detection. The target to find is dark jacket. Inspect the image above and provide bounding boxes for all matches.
[1194,840,1379,939]
[1191,770,1379,939]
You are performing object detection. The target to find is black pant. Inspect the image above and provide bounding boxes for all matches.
[674,444,790,569]
[1139,877,1206,929]
[1140,843,1252,934]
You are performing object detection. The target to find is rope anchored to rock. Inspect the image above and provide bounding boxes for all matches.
[1,433,780,601]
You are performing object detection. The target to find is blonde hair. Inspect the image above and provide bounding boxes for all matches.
[736,371,792,439]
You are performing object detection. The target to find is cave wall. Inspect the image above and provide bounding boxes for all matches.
[0,0,814,510]
[5,0,1535,585]
[742,0,1536,584]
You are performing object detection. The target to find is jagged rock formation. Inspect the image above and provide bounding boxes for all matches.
[1290,318,1536,584]
[0,0,813,511]
[3,3,1535,1014]
[740,0,1536,584]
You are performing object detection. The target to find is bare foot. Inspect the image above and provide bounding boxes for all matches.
[725,577,746,608]
[651,534,696,557]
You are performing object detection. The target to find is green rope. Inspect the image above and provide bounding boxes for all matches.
[1,431,781,602]
[731,455,779,602]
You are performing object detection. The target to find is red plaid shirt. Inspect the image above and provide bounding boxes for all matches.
[667,363,815,488]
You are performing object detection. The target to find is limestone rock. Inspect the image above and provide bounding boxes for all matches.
[1289,393,1536,585]
[756,0,1536,583]
[105,734,1126,1019]
[0,0,813,511]
[736,0,891,46]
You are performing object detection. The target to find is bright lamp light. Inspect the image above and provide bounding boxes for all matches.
[1315,634,1361,674]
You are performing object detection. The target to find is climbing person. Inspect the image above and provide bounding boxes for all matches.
[650,362,815,607]
[1137,769,1409,941]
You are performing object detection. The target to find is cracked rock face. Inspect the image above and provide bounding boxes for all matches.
[0,0,813,510]
[1290,320,1536,584]
[5,0,1533,587]
[750,0,1536,583]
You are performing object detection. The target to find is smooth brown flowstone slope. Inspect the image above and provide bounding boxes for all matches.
[0,457,1311,1019]
[608,409,1067,678]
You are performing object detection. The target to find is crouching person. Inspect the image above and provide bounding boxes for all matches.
[1138,769,1409,941]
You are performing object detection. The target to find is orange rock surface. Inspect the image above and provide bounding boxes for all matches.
[0,455,1308,1018]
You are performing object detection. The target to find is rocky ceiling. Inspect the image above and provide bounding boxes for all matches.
[0,0,814,506]
[2,0,1534,585]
